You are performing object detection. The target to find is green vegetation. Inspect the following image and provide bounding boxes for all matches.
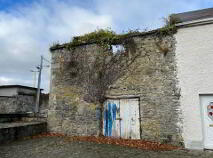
[64,29,141,50]
[157,25,177,36]
[71,29,117,45]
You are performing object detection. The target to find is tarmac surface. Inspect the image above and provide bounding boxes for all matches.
[0,136,213,158]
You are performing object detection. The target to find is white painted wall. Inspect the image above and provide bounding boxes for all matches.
[175,23,213,149]
[0,88,18,96]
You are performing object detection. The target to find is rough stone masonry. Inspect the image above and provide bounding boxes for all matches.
[48,31,183,146]
[0,95,35,114]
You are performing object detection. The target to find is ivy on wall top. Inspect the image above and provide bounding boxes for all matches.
[50,25,177,51]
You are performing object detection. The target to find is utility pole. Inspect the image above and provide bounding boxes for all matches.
[35,56,43,113]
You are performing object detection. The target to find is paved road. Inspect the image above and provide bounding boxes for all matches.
[0,137,213,158]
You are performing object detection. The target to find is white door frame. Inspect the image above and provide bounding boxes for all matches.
[199,94,213,149]
[200,94,206,149]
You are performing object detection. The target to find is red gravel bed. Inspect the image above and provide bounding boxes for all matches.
[28,133,180,151]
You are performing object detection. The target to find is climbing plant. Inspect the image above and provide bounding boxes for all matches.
[60,36,139,104]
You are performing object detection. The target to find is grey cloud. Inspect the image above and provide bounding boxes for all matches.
[0,0,112,92]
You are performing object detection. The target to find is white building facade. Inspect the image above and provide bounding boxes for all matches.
[175,8,213,149]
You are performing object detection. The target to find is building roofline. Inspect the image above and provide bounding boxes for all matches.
[173,7,213,27]
[0,85,43,91]
[174,7,213,18]
[175,17,213,28]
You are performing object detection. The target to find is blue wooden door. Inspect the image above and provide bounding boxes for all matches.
[103,99,120,137]
[103,98,140,139]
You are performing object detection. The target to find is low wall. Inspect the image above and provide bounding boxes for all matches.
[0,122,47,143]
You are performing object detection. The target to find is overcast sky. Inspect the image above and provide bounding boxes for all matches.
[0,0,213,92]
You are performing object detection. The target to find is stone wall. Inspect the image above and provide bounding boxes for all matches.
[48,44,101,135]
[106,35,182,145]
[0,95,35,114]
[48,33,183,145]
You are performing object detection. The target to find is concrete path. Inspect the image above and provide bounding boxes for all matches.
[0,137,213,158]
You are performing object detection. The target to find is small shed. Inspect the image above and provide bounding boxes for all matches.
[0,85,42,114]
